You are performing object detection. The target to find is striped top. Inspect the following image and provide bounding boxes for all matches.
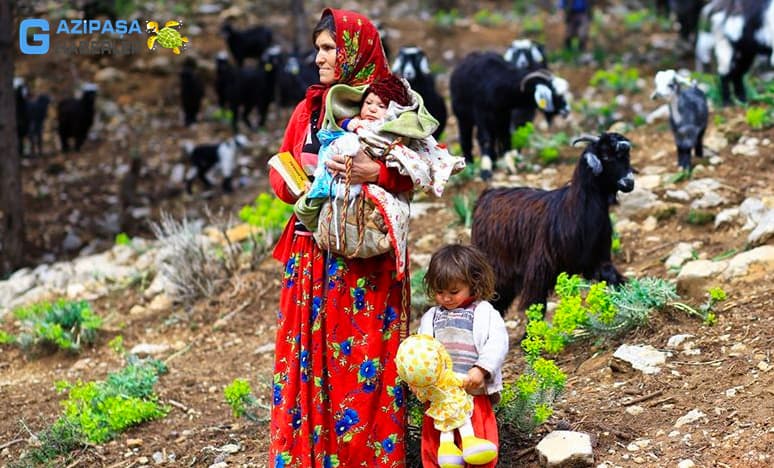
[432,301,478,376]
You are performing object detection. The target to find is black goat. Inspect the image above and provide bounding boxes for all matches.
[651,70,709,171]
[183,134,249,194]
[26,93,51,158]
[698,0,774,104]
[180,57,204,127]
[450,52,567,179]
[14,78,28,157]
[57,83,97,153]
[391,46,447,140]
[277,49,318,108]
[221,23,273,67]
[215,51,237,110]
[82,0,116,21]
[471,132,635,315]
[668,0,705,42]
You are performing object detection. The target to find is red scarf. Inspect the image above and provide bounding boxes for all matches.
[305,8,390,115]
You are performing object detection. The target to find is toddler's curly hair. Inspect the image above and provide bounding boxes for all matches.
[423,244,496,302]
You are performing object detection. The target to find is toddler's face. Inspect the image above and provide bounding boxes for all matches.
[434,281,472,310]
[360,93,388,121]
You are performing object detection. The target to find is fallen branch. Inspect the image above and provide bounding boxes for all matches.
[168,399,190,413]
[0,438,25,450]
[622,390,663,406]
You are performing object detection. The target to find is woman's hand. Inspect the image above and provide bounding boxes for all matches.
[325,148,380,185]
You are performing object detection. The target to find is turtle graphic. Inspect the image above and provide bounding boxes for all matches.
[146,20,188,54]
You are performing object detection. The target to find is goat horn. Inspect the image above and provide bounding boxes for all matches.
[572,134,599,146]
[520,69,554,91]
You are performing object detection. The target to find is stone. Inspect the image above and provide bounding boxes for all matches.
[95,67,125,82]
[129,304,148,316]
[642,216,658,232]
[667,334,694,349]
[638,175,662,190]
[757,361,771,372]
[684,178,721,197]
[677,460,696,468]
[626,405,644,416]
[149,293,173,312]
[722,245,774,279]
[665,190,690,202]
[690,191,726,209]
[255,343,275,354]
[612,344,668,374]
[748,210,774,245]
[536,431,594,467]
[220,443,240,454]
[674,409,705,428]
[665,243,696,270]
[208,463,228,468]
[616,188,665,219]
[677,260,729,296]
[129,343,172,357]
[715,208,740,228]
[126,438,143,448]
[152,451,165,463]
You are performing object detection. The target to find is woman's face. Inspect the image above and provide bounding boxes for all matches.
[315,30,337,86]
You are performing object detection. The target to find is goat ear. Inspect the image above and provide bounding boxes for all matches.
[534,84,555,112]
[584,152,603,175]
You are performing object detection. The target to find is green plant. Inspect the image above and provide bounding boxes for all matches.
[590,65,641,93]
[115,232,131,246]
[16,357,168,465]
[623,9,650,31]
[13,300,101,353]
[212,108,234,124]
[511,122,534,150]
[745,106,773,130]
[432,9,460,29]
[686,209,715,225]
[240,192,295,249]
[610,215,622,255]
[522,15,544,35]
[410,267,430,312]
[0,329,15,345]
[224,378,270,423]
[452,192,477,228]
[711,248,738,261]
[671,286,727,325]
[473,8,504,27]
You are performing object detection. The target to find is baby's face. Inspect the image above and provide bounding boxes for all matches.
[360,93,388,121]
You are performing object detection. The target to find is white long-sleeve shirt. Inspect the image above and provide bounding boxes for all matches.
[418,300,509,395]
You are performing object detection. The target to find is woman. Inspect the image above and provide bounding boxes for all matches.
[268,8,412,467]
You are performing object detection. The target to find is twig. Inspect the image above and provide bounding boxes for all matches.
[168,399,190,412]
[0,438,25,450]
[641,240,679,257]
[672,359,725,366]
[514,446,535,460]
[649,396,674,406]
[213,297,254,329]
[622,390,663,406]
[164,343,192,365]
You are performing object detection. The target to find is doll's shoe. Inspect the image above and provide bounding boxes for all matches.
[438,441,464,468]
[461,436,497,465]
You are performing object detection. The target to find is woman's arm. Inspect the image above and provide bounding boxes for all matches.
[325,149,413,192]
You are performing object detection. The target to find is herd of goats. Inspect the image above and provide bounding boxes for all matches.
[10,1,773,303]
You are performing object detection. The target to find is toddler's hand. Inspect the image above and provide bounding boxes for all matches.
[463,366,487,393]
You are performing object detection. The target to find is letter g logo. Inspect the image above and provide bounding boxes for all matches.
[20,19,50,55]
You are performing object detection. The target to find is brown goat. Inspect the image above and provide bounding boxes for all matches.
[471,132,635,315]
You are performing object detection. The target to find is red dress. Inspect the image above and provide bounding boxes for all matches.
[268,9,411,468]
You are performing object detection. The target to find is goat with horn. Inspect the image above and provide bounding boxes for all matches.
[472,132,635,316]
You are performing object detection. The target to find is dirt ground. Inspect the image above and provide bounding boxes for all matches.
[2,2,773,467]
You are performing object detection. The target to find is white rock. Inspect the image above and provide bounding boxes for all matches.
[129,304,147,316]
[613,344,669,374]
[638,175,662,190]
[129,343,172,356]
[722,245,774,279]
[616,188,663,219]
[536,431,594,467]
[725,387,737,397]
[715,208,740,228]
[665,243,696,270]
[677,260,729,296]
[677,460,696,468]
[220,443,240,454]
[665,190,690,202]
[626,442,640,452]
[626,405,644,416]
[748,210,774,245]
[708,156,723,165]
[642,216,658,231]
[757,361,771,372]
[254,343,275,354]
[149,293,173,312]
[684,178,721,197]
[691,191,726,209]
[95,67,125,82]
[208,463,228,468]
[667,334,694,349]
[674,409,705,427]
[739,198,768,230]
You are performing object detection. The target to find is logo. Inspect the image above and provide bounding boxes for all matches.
[146,20,189,54]
[20,18,50,54]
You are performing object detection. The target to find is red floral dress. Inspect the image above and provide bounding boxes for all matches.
[268,9,411,468]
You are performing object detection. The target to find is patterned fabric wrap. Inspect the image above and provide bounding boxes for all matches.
[325,8,390,87]
[395,334,474,432]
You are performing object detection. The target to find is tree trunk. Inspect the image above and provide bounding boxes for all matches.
[291,0,306,53]
[0,2,26,277]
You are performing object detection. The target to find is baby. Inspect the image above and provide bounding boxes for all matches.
[306,73,412,201]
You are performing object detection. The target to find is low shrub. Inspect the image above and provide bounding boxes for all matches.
[11,299,101,353]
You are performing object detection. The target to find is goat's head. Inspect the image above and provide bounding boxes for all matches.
[391,46,431,82]
[572,132,635,193]
[504,39,547,70]
[260,45,283,71]
[520,70,571,118]
[651,69,694,99]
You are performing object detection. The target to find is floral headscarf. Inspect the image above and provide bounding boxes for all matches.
[323,8,390,87]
